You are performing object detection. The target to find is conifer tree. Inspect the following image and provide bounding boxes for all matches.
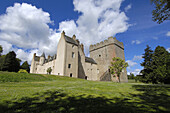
[2,51,20,72]
[140,45,153,83]
[21,61,30,73]
[152,46,170,84]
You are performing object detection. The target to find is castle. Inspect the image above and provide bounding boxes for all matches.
[30,31,128,82]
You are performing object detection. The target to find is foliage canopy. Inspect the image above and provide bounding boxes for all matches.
[140,45,170,84]
[109,57,128,82]
[151,0,170,24]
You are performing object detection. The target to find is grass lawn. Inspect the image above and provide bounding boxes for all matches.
[0,71,170,113]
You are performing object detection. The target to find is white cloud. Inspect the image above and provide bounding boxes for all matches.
[166,48,170,53]
[133,55,142,61]
[59,0,129,53]
[0,3,59,54]
[0,41,12,54]
[131,40,141,44]
[0,1,130,63]
[126,60,137,67]
[0,3,60,63]
[166,31,170,36]
[131,69,141,76]
[125,4,132,12]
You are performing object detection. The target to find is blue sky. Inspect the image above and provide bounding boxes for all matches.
[0,0,169,75]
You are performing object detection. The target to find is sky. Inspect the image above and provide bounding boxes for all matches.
[0,0,169,75]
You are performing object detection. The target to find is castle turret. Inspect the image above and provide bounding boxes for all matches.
[30,53,37,73]
[39,52,45,65]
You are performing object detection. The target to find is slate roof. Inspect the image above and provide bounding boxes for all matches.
[85,57,97,64]
[64,35,78,46]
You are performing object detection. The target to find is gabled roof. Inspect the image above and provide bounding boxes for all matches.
[41,52,45,58]
[85,57,97,64]
[64,35,78,46]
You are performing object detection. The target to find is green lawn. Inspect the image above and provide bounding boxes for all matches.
[0,72,170,113]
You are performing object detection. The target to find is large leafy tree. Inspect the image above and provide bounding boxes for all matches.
[1,51,20,72]
[151,0,170,24]
[140,45,153,83]
[109,57,128,83]
[21,61,30,73]
[0,45,3,56]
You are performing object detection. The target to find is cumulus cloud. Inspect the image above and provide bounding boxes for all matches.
[0,3,54,48]
[59,0,129,53]
[0,3,60,63]
[131,40,141,44]
[166,31,170,36]
[0,41,12,54]
[0,1,130,63]
[125,4,132,12]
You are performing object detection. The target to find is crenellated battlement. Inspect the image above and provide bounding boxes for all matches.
[89,37,124,52]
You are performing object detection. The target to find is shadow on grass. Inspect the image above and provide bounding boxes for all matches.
[131,84,170,113]
[0,85,170,113]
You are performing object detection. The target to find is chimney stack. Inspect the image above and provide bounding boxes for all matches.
[80,43,84,53]
[33,53,36,58]
[61,31,65,37]
[72,34,76,40]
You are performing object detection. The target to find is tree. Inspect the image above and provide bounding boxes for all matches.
[151,0,170,24]
[0,45,3,56]
[0,55,5,70]
[127,73,135,79]
[109,57,128,82]
[21,61,30,73]
[140,45,153,83]
[47,67,52,75]
[152,46,170,84]
[1,51,20,72]
[141,45,170,84]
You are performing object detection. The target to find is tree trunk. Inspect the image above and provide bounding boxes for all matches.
[118,75,121,83]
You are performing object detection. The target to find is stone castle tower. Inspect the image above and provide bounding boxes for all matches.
[30,31,128,82]
[89,37,128,82]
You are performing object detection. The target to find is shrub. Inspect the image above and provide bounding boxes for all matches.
[18,69,28,73]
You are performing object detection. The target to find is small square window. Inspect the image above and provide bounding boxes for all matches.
[99,55,101,57]
[68,64,71,68]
